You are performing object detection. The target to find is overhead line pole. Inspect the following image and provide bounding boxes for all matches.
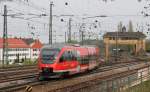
[81,31,84,45]
[115,30,118,62]
[49,2,53,45]
[2,5,8,67]
[68,18,72,43]
[65,32,67,43]
[79,23,84,45]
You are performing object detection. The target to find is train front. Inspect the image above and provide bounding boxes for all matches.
[38,46,61,79]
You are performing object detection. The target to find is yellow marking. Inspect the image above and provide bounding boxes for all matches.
[25,85,32,92]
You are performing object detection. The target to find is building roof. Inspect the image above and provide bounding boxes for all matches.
[31,40,43,49]
[22,38,35,45]
[103,32,146,39]
[0,38,30,48]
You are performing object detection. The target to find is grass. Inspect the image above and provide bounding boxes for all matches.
[0,59,37,68]
[125,80,150,92]
[22,59,37,65]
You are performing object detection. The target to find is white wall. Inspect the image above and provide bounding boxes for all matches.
[7,48,30,60]
[0,48,41,63]
[31,48,40,60]
[0,48,30,63]
[0,49,2,64]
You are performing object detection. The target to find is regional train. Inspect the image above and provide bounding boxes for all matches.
[38,44,100,80]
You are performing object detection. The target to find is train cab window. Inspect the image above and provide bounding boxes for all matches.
[41,49,60,64]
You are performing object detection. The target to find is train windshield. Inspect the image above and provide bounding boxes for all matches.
[41,49,60,64]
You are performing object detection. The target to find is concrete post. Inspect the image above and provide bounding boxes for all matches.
[105,43,109,61]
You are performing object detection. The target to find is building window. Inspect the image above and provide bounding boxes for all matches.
[33,49,37,51]
[33,53,37,56]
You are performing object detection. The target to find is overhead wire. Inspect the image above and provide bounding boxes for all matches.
[10,16,48,25]
[14,0,48,14]
[0,0,99,41]
[8,6,82,25]
[9,1,86,23]
[0,0,122,39]
[5,5,48,25]
[8,5,47,17]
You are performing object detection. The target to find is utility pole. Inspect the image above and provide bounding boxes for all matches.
[68,18,72,43]
[65,32,67,43]
[115,31,118,62]
[79,23,85,45]
[49,2,53,45]
[81,31,84,45]
[2,5,8,67]
[73,32,76,41]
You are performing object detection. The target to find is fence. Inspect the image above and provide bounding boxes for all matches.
[65,65,150,92]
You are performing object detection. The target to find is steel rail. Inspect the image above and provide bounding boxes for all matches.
[0,61,144,92]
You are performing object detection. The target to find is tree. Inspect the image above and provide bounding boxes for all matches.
[128,21,134,32]
[118,21,123,32]
[122,26,126,32]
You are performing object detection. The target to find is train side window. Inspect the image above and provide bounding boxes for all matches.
[67,51,73,61]
[76,51,81,61]
[60,50,80,62]
[72,50,78,61]
[60,51,73,61]
[59,51,68,62]
[60,56,64,62]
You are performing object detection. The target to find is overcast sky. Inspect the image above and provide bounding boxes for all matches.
[0,0,149,43]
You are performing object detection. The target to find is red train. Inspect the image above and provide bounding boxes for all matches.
[38,44,100,80]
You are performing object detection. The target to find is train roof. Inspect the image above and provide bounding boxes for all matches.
[42,43,98,50]
[42,43,66,49]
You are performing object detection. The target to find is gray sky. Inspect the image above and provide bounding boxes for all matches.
[0,0,149,43]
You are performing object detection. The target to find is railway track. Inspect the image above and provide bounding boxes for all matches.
[0,65,38,92]
[39,61,149,92]
[85,61,144,77]
[0,65,37,82]
[0,61,146,92]
[0,65,36,72]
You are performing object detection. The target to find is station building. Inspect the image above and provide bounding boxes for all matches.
[103,32,146,61]
[0,38,43,64]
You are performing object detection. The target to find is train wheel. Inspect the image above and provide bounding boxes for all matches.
[38,76,45,81]
[37,74,45,81]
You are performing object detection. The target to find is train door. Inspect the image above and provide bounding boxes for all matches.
[88,48,96,70]
[78,48,89,71]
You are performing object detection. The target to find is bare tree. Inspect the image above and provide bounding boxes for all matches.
[118,21,123,32]
[128,21,134,32]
